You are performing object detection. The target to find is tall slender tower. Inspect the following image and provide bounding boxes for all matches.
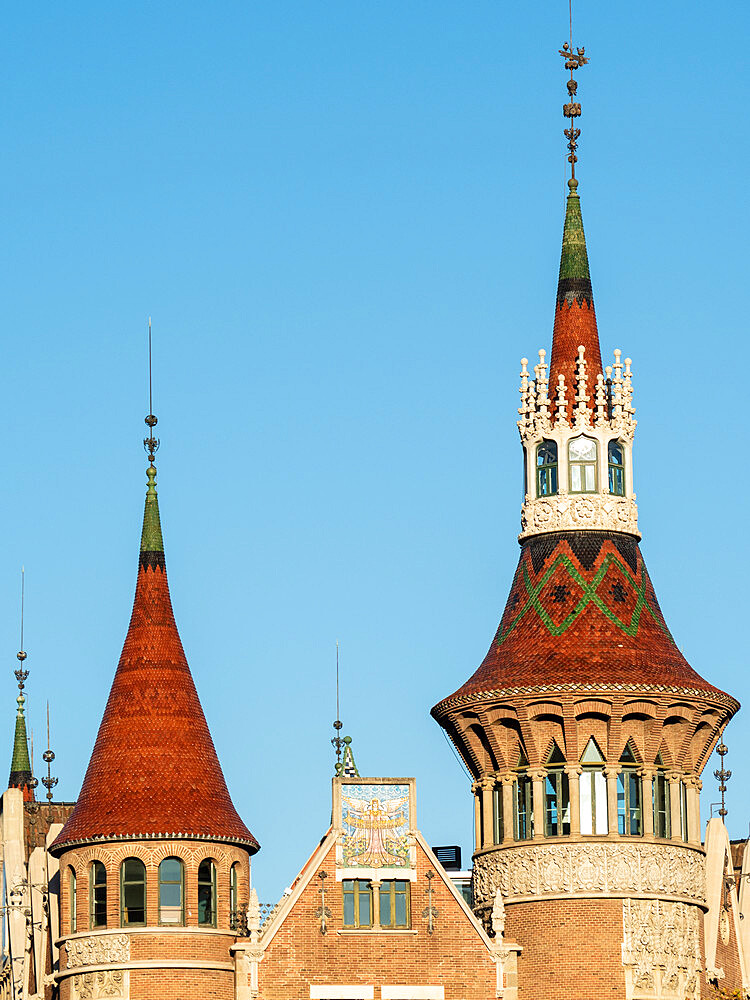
[431,35,738,1000]
[51,400,258,1000]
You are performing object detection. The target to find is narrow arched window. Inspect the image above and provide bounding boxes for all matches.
[544,743,570,837]
[120,858,146,926]
[580,738,608,834]
[68,867,77,934]
[90,861,107,929]
[616,742,642,836]
[608,441,625,496]
[230,863,240,931]
[198,859,217,927]
[159,858,184,926]
[569,437,598,493]
[653,754,671,839]
[536,441,558,497]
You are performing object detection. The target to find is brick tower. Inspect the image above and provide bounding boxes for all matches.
[431,39,739,1000]
[51,409,258,1000]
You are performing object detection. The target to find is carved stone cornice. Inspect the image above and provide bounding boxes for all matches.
[472,841,705,911]
[520,493,639,540]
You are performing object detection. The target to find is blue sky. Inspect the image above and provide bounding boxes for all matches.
[1,2,748,903]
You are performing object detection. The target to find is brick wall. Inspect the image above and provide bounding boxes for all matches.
[259,838,499,1000]
[504,898,626,1000]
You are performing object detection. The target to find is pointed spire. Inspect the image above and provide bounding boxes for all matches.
[9,572,35,799]
[548,178,603,414]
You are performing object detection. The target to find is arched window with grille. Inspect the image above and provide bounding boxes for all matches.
[90,861,107,929]
[608,440,625,496]
[159,858,184,925]
[198,859,217,927]
[536,441,558,497]
[120,858,146,926]
[569,437,598,493]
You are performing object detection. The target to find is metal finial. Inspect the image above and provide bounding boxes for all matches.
[41,702,58,814]
[559,0,589,181]
[143,318,160,465]
[714,741,731,820]
[331,641,345,766]
[15,568,28,697]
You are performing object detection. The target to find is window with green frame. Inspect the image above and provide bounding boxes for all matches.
[198,858,217,927]
[342,879,373,928]
[230,863,241,931]
[680,780,689,842]
[653,757,671,839]
[90,860,107,928]
[608,440,625,496]
[120,858,146,926]
[616,743,642,836]
[536,441,559,497]
[68,867,77,934]
[544,743,570,837]
[379,880,410,929]
[569,436,597,493]
[158,858,184,925]
[492,786,504,844]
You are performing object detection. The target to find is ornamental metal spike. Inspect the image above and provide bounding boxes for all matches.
[144,318,160,465]
[714,740,731,820]
[559,1,589,181]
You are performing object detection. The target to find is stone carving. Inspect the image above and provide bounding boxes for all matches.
[72,970,127,1000]
[490,889,505,939]
[472,842,705,910]
[621,898,701,999]
[66,934,130,968]
[519,492,639,539]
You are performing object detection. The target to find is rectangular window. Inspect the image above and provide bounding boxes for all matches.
[514,775,533,840]
[342,880,373,929]
[492,787,503,844]
[680,781,689,842]
[544,770,570,837]
[617,770,642,836]
[380,881,410,929]
[580,769,608,835]
[653,773,671,838]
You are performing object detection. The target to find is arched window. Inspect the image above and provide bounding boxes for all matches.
[159,858,184,925]
[580,738,608,835]
[536,441,558,497]
[513,750,533,841]
[608,440,625,496]
[198,859,217,927]
[569,437,597,493]
[120,858,146,926]
[653,754,671,839]
[68,867,77,934]
[90,861,107,929]
[230,863,241,931]
[616,742,642,836]
[544,743,570,837]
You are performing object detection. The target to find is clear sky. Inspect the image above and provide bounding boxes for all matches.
[1,1,748,904]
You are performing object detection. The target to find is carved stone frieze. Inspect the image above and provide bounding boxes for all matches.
[72,970,128,1000]
[519,492,639,539]
[65,934,130,968]
[622,898,701,999]
[472,842,705,909]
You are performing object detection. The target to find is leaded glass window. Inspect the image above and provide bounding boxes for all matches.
[569,437,598,493]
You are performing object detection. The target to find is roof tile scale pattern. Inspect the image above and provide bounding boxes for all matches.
[433,181,737,716]
[52,464,258,853]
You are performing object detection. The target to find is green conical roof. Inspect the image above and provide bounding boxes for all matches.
[556,178,593,307]
[140,465,164,555]
[9,692,32,789]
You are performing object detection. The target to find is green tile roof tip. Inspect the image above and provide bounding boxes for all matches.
[557,178,593,306]
[10,700,31,779]
[140,465,164,554]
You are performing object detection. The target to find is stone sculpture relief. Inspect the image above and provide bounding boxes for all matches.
[65,934,130,968]
[72,970,128,1000]
[473,842,705,909]
[520,493,639,539]
[621,898,701,999]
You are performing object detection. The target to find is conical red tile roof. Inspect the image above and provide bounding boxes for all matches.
[52,465,258,854]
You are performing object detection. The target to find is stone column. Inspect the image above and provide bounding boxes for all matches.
[604,766,619,837]
[500,773,515,844]
[564,765,582,836]
[481,777,496,848]
[472,782,482,851]
[685,777,702,846]
[370,881,381,929]
[667,772,683,842]
[530,770,546,840]
[640,768,654,838]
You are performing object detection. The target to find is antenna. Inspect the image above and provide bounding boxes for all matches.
[144,318,160,465]
[332,641,344,766]
[559,2,589,182]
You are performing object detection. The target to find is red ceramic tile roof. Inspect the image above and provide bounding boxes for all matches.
[52,483,258,854]
[549,298,603,420]
[434,532,734,711]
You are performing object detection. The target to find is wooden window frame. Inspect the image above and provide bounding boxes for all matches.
[568,437,598,494]
[617,767,642,836]
[89,860,107,929]
[198,858,218,928]
[158,857,185,927]
[536,441,559,498]
[544,769,570,837]
[608,440,626,496]
[120,858,147,927]
[653,771,671,839]
[68,867,77,934]
[513,773,533,841]
[379,880,410,930]
[342,879,373,929]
